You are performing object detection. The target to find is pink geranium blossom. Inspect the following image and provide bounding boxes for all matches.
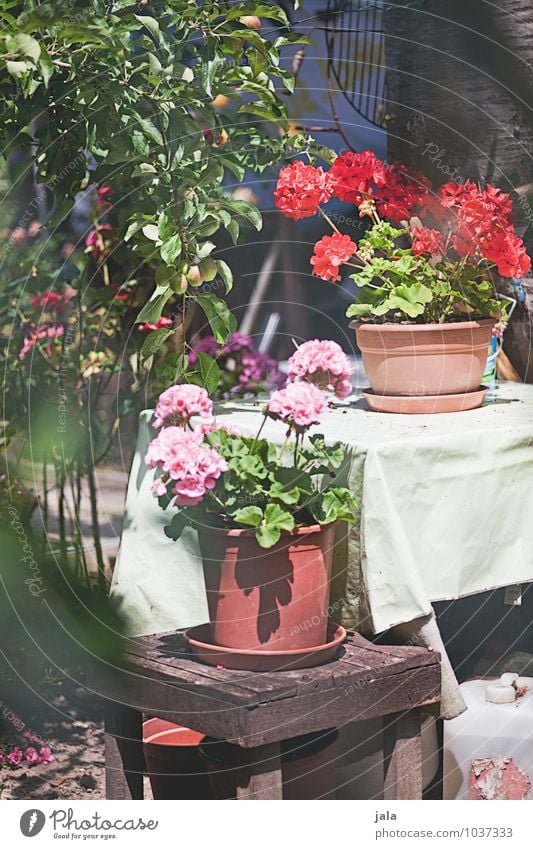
[7,747,23,766]
[38,746,54,764]
[153,384,213,428]
[138,316,173,332]
[288,339,352,399]
[145,426,227,507]
[25,747,40,764]
[267,382,328,429]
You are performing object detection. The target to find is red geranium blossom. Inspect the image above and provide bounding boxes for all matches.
[138,316,174,332]
[480,229,531,278]
[274,160,333,221]
[30,290,64,312]
[329,150,387,204]
[375,163,432,222]
[310,233,357,282]
[411,226,447,257]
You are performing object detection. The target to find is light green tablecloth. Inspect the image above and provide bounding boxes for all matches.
[111,382,533,718]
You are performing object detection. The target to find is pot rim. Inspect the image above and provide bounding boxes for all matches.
[199,522,326,538]
[350,318,495,332]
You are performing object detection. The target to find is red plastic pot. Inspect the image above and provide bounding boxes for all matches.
[354,320,494,397]
[199,730,338,800]
[143,719,212,800]
[199,523,336,652]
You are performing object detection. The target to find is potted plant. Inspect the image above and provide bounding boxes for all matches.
[274,154,531,413]
[145,347,356,656]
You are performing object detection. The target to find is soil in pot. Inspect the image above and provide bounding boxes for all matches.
[354,319,494,398]
[143,718,212,800]
[199,523,336,652]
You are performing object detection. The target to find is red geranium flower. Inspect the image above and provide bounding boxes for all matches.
[30,290,64,312]
[375,163,432,222]
[310,233,357,282]
[480,229,531,278]
[411,226,447,257]
[274,160,333,221]
[138,316,174,332]
[329,150,387,204]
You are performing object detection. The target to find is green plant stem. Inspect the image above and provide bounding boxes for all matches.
[251,414,268,451]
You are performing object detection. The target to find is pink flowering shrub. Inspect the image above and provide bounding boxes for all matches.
[287,340,352,400]
[146,381,356,548]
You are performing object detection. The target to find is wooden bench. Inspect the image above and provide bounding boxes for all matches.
[93,629,440,800]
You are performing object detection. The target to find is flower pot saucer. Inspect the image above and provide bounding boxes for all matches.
[363,385,489,415]
[184,622,347,672]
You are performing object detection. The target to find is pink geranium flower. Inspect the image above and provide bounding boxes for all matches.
[25,747,40,765]
[145,426,227,507]
[267,382,328,429]
[7,747,23,766]
[288,339,352,399]
[153,384,213,428]
[38,746,54,764]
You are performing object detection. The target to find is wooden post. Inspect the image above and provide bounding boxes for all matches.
[383,709,423,800]
[235,743,283,800]
[105,703,145,800]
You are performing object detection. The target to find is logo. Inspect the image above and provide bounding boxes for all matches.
[20,810,46,838]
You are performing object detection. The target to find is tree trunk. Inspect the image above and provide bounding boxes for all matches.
[385,0,533,379]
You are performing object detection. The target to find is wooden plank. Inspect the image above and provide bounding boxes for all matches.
[235,743,283,800]
[230,664,441,747]
[104,704,144,800]
[383,709,423,800]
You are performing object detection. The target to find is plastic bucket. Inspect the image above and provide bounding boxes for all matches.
[143,718,212,800]
[200,730,338,800]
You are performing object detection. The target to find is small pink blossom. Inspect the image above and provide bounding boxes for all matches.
[267,382,328,429]
[25,747,40,765]
[85,224,114,259]
[492,321,507,340]
[19,323,65,360]
[38,746,54,764]
[288,339,352,399]
[7,746,23,766]
[151,478,168,497]
[153,384,213,428]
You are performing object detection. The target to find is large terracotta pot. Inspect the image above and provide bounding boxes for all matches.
[199,523,335,652]
[353,319,494,396]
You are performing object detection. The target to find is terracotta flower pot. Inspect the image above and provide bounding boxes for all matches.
[199,523,335,652]
[142,718,212,800]
[353,319,494,397]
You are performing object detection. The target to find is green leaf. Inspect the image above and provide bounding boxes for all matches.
[215,259,233,292]
[6,33,41,63]
[6,60,30,79]
[160,233,182,265]
[142,223,161,242]
[164,512,188,541]
[195,293,237,344]
[233,505,263,527]
[187,352,221,395]
[256,504,295,549]
[221,198,262,231]
[140,328,174,359]
[134,14,161,43]
[225,4,289,25]
[269,482,301,505]
[136,285,173,324]
[373,283,433,318]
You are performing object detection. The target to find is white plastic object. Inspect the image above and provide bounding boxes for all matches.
[499,672,518,687]
[443,675,533,800]
[485,683,516,704]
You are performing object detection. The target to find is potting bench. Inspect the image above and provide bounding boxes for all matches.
[95,630,441,800]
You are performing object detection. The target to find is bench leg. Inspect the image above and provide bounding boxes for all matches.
[383,708,423,800]
[105,703,145,800]
[235,743,283,800]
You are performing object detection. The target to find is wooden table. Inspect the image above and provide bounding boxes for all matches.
[94,630,441,800]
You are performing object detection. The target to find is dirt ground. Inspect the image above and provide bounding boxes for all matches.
[1,681,106,801]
